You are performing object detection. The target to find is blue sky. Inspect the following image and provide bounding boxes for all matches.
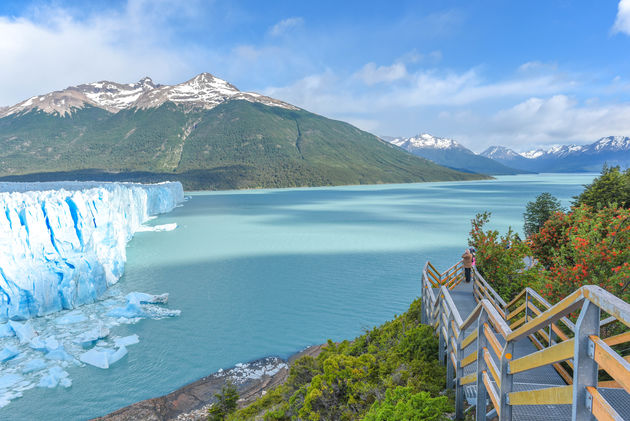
[1,0,630,151]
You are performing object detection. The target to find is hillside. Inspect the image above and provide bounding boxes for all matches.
[0,74,487,190]
[386,134,523,175]
[229,297,451,420]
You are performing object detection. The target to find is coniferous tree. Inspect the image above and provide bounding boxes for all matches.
[208,381,239,421]
[523,192,564,238]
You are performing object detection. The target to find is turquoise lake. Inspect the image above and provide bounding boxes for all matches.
[1,173,595,420]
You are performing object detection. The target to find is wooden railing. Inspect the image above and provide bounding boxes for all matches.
[422,260,630,421]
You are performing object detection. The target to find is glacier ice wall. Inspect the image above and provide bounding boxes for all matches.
[0,181,184,321]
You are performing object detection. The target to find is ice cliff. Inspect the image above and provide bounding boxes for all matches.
[0,181,184,321]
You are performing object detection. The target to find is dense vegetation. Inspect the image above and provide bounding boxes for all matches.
[469,167,630,306]
[573,165,630,208]
[228,298,451,420]
[0,101,485,190]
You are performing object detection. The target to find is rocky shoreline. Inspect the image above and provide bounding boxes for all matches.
[93,344,326,421]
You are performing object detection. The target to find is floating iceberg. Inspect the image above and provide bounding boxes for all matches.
[74,324,110,348]
[80,346,127,369]
[136,223,177,232]
[38,366,71,388]
[114,334,139,347]
[0,181,183,321]
[126,292,169,304]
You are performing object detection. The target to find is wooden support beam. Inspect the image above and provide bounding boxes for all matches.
[460,372,476,385]
[590,335,630,393]
[461,350,477,368]
[462,329,477,349]
[507,302,526,321]
[509,338,574,374]
[586,387,624,421]
[508,385,573,406]
[483,323,503,360]
[509,316,526,330]
[508,288,585,342]
[604,330,630,347]
[483,348,500,388]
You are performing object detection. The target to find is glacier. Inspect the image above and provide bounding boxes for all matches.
[0,181,183,321]
[0,181,184,408]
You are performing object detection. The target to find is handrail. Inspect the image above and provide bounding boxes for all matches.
[421,259,630,421]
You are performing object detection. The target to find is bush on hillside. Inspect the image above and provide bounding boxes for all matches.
[574,165,630,209]
[530,204,630,304]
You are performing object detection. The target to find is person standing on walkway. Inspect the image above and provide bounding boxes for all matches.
[462,249,473,283]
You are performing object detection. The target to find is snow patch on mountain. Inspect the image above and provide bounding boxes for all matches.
[588,136,630,152]
[481,146,523,160]
[0,73,297,118]
[388,133,465,151]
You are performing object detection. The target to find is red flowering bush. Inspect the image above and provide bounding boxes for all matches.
[531,205,630,304]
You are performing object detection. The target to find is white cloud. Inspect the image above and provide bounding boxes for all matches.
[613,0,630,35]
[269,17,304,37]
[354,62,408,85]
[0,1,198,105]
[265,62,573,116]
[488,95,630,146]
[264,59,630,150]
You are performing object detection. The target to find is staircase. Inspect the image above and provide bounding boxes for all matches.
[421,260,630,420]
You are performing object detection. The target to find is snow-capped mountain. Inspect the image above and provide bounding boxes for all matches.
[0,73,296,118]
[385,134,523,175]
[0,74,482,189]
[482,146,526,161]
[388,133,468,151]
[481,136,630,173]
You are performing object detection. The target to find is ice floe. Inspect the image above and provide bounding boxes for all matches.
[136,223,178,232]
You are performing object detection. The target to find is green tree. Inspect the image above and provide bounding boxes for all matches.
[574,165,630,209]
[523,192,564,237]
[208,381,239,421]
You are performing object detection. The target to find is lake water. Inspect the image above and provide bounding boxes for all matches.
[1,173,595,420]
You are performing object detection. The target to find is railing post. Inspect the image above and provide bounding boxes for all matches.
[524,290,529,323]
[572,300,599,421]
[439,295,445,365]
[455,332,465,419]
[421,277,427,325]
[499,341,514,421]
[446,311,454,389]
[476,312,488,421]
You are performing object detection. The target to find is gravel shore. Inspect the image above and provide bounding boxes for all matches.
[93,344,326,421]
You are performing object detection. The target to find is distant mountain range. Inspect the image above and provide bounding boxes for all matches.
[384,134,523,175]
[481,136,630,173]
[0,73,485,190]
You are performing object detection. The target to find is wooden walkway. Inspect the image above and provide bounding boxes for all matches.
[421,260,630,421]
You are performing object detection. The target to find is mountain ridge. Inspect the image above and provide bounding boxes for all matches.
[0,73,296,118]
[481,136,630,172]
[0,74,486,190]
[385,133,524,175]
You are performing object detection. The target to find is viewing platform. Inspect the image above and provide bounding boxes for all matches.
[421,260,630,421]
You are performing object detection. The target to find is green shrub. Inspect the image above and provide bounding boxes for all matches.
[363,386,452,421]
